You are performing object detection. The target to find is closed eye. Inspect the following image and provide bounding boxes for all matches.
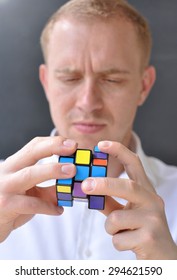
[106,79,120,83]
[64,78,80,82]
[103,78,124,84]
[57,76,82,83]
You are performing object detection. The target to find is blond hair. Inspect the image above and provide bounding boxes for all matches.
[40,0,152,68]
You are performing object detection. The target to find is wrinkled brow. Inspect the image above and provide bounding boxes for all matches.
[55,67,131,75]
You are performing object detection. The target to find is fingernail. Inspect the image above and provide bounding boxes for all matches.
[99,141,112,148]
[61,164,74,174]
[63,139,76,148]
[82,179,95,192]
[57,206,64,214]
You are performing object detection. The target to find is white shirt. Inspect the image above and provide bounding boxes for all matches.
[0,131,177,260]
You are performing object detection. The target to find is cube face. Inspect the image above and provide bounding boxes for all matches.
[75,150,91,165]
[93,152,107,159]
[57,192,72,200]
[59,157,74,164]
[57,185,72,193]
[73,182,87,198]
[58,200,73,207]
[91,166,107,177]
[75,165,90,181]
[56,146,108,210]
[57,178,73,185]
[88,195,105,210]
[93,159,108,166]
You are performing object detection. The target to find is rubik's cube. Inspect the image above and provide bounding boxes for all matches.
[56,146,108,210]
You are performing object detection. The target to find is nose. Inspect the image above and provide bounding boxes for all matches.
[75,78,103,113]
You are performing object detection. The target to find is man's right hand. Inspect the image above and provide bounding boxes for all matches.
[0,136,77,242]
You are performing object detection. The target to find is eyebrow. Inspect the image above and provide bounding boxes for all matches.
[55,68,131,75]
[100,68,131,75]
[55,68,79,74]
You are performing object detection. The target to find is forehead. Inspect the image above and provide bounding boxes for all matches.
[47,18,141,70]
[49,16,138,47]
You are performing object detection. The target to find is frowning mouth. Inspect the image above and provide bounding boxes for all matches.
[73,122,106,134]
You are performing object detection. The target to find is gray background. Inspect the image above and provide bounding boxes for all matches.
[0,0,177,165]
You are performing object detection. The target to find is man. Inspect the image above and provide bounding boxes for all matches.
[0,0,177,259]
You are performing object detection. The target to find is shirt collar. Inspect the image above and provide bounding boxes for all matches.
[50,127,58,137]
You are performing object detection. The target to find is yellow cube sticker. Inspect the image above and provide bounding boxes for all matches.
[57,185,71,193]
[75,150,91,165]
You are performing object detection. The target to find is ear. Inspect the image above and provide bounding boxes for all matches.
[39,64,49,101]
[138,66,156,106]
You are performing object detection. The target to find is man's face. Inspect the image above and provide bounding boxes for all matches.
[40,18,153,149]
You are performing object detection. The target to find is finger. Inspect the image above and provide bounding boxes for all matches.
[82,177,152,205]
[3,136,77,172]
[98,141,154,192]
[112,229,140,252]
[13,214,34,229]
[100,196,124,216]
[3,194,64,216]
[27,185,57,205]
[0,214,35,242]
[2,162,76,193]
[105,209,143,235]
[27,185,56,203]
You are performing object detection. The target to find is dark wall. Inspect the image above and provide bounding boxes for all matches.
[0,0,177,165]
